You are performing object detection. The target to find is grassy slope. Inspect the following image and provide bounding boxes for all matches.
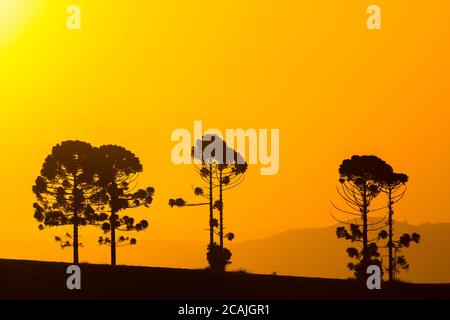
[1,259,449,300]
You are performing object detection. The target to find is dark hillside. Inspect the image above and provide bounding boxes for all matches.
[1,259,449,300]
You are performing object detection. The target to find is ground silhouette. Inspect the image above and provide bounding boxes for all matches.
[0,259,449,300]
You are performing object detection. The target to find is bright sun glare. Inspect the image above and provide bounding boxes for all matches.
[0,0,36,47]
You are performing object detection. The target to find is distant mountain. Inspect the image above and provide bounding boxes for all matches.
[111,221,450,283]
[230,221,450,283]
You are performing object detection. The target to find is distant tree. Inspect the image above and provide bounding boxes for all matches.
[195,135,247,249]
[376,171,420,280]
[378,230,420,280]
[170,134,247,270]
[392,232,420,277]
[379,172,408,281]
[32,140,105,264]
[95,145,155,266]
[333,155,393,279]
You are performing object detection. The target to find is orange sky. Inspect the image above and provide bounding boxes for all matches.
[1,1,450,266]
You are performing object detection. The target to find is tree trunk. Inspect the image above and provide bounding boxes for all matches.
[362,199,368,250]
[388,188,394,282]
[73,216,79,265]
[219,168,224,249]
[394,248,398,279]
[362,185,369,267]
[110,212,117,266]
[73,179,79,265]
[209,164,214,247]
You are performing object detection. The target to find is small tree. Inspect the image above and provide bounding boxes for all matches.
[170,134,247,270]
[378,231,420,279]
[32,140,104,264]
[378,171,417,281]
[333,155,392,279]
[392,233,420,277]
[95,145,155,266]
[336,224,384,279]
[207,243,232,271]
[194,135,247,250]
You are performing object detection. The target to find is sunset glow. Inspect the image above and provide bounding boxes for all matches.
[1,0,450,283]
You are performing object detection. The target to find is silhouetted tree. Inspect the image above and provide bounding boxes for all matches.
[393,232,420,277]
[333,155,393,279]
[207,243,232,271]
[94,145,154,266]
[377,172,414,281]
[376,170,420,281]
[170,134,247,270]
[378,230,420,280]
[32,140,105,264]
[196,135,247,248]
[196,138,246,251]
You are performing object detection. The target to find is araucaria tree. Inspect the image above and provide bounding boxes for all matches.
[333,155,393,279]
[170,134,247,271]
[32,140,104,264]
[378,172,420,281]
[95,145,155,266]
[204,135,247,271]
